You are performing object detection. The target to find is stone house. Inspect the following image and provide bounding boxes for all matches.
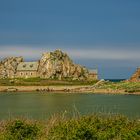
[16,62,39,78]
[129,67,140,82]
[88,69,98,81]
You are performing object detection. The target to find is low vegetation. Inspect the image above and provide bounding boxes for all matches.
[0,77,97,86]
[0,78,140,94]
[95,81,140,93]
[0,114,140,140]
[2,119,40,140]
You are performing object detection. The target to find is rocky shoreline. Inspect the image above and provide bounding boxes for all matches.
[0,85,140,95]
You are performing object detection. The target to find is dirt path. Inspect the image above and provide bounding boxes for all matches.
[0,85,139,95]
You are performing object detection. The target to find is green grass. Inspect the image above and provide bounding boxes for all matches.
[0,114,140,140]
[95,81,140,93]
[0,78,140,94]
[0,78,98,86]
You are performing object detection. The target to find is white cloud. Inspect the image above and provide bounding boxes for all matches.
[0,46,47,60]
[0,45,140,61]
[67,48,140,60]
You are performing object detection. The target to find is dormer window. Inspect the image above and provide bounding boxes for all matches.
[30,64,33,68]
[23,64,26,67]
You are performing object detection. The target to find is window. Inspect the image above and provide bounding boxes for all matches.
[26,73,28,75]
[30,64,33,68]
[20,72,23,75]
[30,72,32,75]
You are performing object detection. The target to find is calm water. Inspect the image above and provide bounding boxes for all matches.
[0,92,140,120]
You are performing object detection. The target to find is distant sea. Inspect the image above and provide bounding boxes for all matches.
[105,79,126,82]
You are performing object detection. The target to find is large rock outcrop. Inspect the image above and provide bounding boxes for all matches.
[0,57,23,78]
[0,50,98,81]
[38,50,89,80]
[129,68,140,82]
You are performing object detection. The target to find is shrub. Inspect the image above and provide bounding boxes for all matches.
[47,115,140,140]
[4,119,40,140]
[0,115,140,140]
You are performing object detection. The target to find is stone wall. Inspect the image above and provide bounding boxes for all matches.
[88,73,98,81]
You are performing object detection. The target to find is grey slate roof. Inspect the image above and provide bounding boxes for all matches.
[89,69,98,74]
[17,62,39,71]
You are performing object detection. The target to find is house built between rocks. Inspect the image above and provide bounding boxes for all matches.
[0,50,98,81]
[16,62,39,78]
[15,61,98,80]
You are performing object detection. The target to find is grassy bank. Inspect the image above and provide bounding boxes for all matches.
[95,81,140,93]
[0,78,140,94]
[0,114,140,140]
[0,78,97,86]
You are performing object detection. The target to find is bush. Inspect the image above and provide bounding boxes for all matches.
[47,115,140,140]
[0,115,140,140]
[4,119,40,140]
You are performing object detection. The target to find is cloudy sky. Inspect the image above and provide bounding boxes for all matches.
[0,0,140,79]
